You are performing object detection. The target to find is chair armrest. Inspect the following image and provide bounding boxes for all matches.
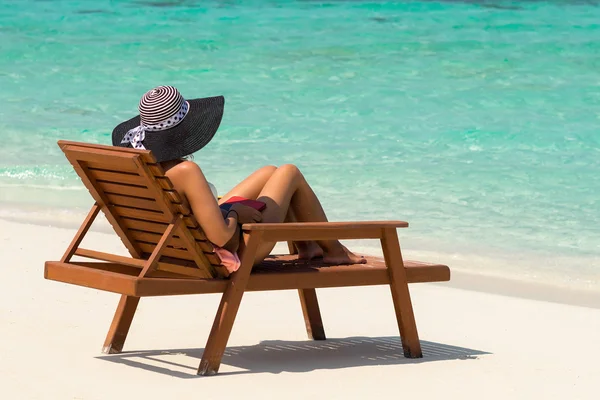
[241,221,408,241]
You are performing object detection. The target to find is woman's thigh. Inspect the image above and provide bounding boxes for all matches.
[217,165,277,205]
[244,164,303,264]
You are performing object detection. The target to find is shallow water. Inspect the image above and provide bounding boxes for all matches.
[0,0,598,288]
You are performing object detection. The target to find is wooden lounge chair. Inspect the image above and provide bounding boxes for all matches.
[44,140,450,375]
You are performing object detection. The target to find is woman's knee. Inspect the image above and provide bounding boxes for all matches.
[258,165,277,175]
[277,163,302,178]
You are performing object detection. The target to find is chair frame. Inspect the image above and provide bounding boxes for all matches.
[44,141,450,375]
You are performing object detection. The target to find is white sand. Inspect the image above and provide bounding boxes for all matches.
[1,218,599,400]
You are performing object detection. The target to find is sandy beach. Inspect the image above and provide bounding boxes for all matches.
[2,1,600,398]
[1,217,598,400]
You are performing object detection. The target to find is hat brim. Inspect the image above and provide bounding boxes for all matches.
[112,96,224,163]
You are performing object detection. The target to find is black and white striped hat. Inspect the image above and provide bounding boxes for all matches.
[112,86,224,162]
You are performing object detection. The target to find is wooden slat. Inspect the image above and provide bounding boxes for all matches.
[163,190,181,203]
[139,242,221,267]
[173,202,193,216]
[182,215,199,226]
[260,227,383,241]
[156,262,212,278]
[137,259,450,296]
[121,217,208,242]
[154,172,175,188]
[97,181,154,199]
[114,202,192,221]
[194,238,215,253]
[106,194,161,212]
[64,149,140,173]
[176,221,217,276]
[112,206,170,223]
[121,217,168,233]
[158,176,185,204]
[85,161,137,174]
[74,248,211,278]
[88,170,147,186]
[244,221,409,231]
[138,242,194,261]
[156,177,173,191]
[147,164,164,178]
[65,262,202,280]
[163,188,193,216]
[58,140,156,163]
[156,175,174,188]
[128,230,186,249]
[243,222,409,242]
[75,248,144,267]
[204,252,221,266]
[45,257,450,297]
[137,235,213,262]
[125,226,212,255]
[44,261,138,296]
[155,178,193,220]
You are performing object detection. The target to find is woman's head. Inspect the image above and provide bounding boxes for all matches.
[112,85,224,162]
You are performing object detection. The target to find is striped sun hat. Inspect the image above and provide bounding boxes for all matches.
[112,85,224,162]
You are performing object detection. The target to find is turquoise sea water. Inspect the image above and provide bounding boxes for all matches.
[1,1,599,288]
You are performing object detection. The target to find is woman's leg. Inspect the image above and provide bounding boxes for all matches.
[285,208,323,260]
[219,165,323,259]
[217,165,277,204]
[242,164,365,266]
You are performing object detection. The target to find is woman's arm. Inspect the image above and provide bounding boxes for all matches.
[165,161,238,247]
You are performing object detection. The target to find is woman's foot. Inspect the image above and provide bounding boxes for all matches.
[296,241,324,260]
[323,245,367,265]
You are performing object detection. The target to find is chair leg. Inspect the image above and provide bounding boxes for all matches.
[298,289,326,340]
[102,295,140,354]
[197,231,263,376]
[197,283,245,376]
[380,228,422,358]
[287,241,297,255]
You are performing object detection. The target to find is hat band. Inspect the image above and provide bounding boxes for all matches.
[121,100,189,150]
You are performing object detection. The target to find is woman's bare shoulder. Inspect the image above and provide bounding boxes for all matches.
[164,160,207,193]
[165,160,205,180]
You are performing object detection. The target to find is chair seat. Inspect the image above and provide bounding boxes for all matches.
[45,254,450,297]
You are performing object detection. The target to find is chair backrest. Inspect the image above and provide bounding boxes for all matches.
[58,140,222,278]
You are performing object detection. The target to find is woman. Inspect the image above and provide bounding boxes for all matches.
[112,86,365,273]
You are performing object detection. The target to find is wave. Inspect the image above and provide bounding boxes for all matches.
[0,169,74,181]
[0,182,84,191]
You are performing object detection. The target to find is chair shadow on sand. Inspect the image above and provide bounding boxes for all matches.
[97,336,489,378]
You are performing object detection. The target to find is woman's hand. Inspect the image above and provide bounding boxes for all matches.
[229,203,263,224]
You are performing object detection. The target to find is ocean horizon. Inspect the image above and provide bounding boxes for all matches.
[1,0,598,290]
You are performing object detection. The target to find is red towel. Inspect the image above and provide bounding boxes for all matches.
[220,196,266,211]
